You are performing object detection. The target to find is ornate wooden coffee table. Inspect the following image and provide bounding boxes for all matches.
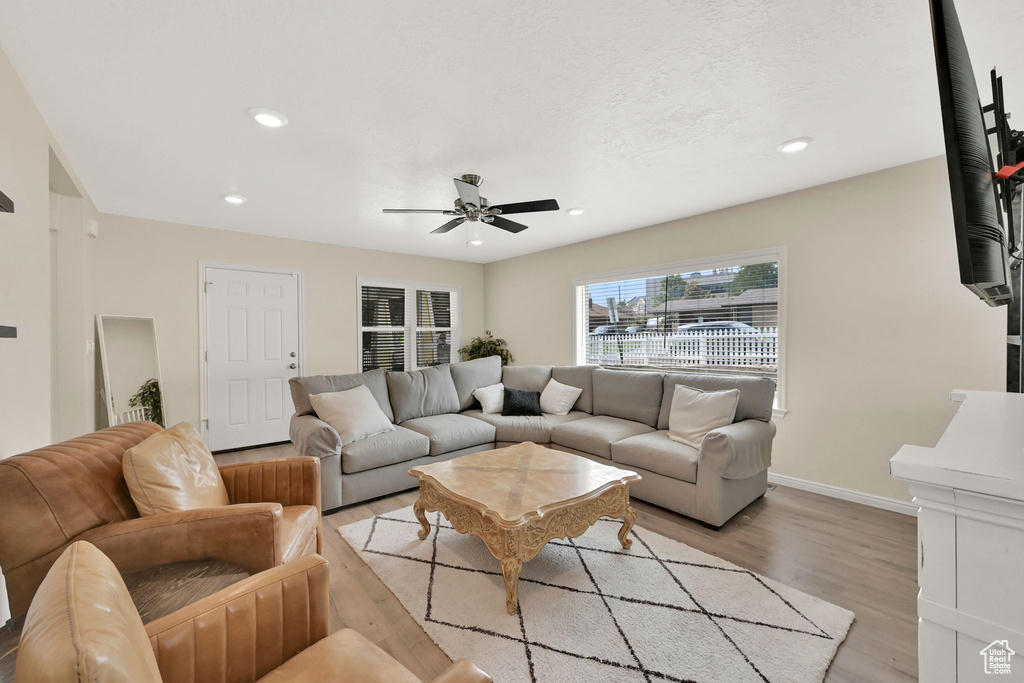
[409,442,641,614]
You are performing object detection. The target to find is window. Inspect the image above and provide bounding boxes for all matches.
[573,248,785,409]
[359,279,460,372]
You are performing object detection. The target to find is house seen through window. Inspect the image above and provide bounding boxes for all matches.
[574,251,784,405]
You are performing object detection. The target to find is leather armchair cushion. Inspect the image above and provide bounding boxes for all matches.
[281,505,320,563]
[123,422,230,516]
[256,629,423,683]
[16,541,162,683]
[611,430,700,483]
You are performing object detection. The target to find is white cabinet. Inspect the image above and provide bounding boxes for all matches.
[891,390,1024,682]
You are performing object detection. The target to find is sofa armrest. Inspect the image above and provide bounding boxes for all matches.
[145,554,330,683]
[220,456,322,511]
[76,503,284,576]
[700,419,777,480]
[433,660,494,683]
[290,414,343,458]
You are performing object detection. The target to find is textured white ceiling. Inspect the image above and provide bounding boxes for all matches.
[0,1,1019,264]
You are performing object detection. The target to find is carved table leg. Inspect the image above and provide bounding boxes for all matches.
[501,557,523,615]
[617,504,637,550]
[413,498,431,540]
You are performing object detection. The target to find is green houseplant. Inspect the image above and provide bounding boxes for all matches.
[129,378,165,427]
[459,330,514,366]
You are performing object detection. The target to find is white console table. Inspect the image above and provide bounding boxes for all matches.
[891,390,1024,682]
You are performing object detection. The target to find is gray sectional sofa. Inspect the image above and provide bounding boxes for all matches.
[289,356,777,527]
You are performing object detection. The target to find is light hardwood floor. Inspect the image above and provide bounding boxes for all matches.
[221,444,919,682]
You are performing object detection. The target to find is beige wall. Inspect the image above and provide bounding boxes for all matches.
[0,46,53,458]
[87,214,486,429]
[483,157,1006,502]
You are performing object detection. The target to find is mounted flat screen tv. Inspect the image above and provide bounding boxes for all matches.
[929,0,1022,306]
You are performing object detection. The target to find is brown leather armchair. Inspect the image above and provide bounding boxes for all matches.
[16,541,491,683]
[0,422,322,619]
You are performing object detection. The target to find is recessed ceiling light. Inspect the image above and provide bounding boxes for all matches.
[778,137,812,154]
[223,194,247,204]
[469,240,484,246]
[567,208,585,216]
[248,108,288,128]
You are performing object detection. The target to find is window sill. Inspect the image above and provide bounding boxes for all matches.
[772,407,788,420]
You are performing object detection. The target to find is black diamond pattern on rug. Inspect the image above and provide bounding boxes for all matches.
[358,512,843,683]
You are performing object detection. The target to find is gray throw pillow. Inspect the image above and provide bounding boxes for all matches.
[502,388,542,416]
[386,365,461,423]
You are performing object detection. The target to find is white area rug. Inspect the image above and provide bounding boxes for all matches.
[339,506,854,682]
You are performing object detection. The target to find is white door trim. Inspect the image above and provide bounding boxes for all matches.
[198,261,305,443]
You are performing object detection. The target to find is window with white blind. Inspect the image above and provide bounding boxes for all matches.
[358,279,460,372]
[573,248,786,410]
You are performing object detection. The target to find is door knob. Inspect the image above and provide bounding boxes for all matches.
[289,363,297,369]
[290,351,297,357]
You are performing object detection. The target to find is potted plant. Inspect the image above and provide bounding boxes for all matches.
[459,330,514,366]
[129,378,165,427]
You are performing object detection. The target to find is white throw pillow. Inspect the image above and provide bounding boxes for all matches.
[667,384,740,449]
[473,383,505,414]
[309,384,395,447]
[540,379,583,416]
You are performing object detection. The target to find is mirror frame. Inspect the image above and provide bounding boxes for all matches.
[96,314,166,428]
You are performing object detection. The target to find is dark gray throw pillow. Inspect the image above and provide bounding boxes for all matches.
[502,388,542,416]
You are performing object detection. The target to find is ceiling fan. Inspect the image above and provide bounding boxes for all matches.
[382,174,560,234]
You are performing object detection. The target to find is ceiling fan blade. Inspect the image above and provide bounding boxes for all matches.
[383,208,452,214]
[488,215,529,233]
[490,199,560,215]
[431,217,466,234]
[453,178,481,208]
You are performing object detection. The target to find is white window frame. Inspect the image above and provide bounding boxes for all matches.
[356,277,462,372]
[571,247,787,417]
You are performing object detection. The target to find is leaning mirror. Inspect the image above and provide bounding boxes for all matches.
[96,315,166,427]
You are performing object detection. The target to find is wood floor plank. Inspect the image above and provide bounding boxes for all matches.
[216,448,919,681]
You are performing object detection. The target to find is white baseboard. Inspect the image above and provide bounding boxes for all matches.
[767,472,918,517]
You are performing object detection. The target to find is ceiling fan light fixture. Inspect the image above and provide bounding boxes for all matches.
[223,194,247,204]
[567,208,585,216]
[469,240,483,246]
[248,108,289,128]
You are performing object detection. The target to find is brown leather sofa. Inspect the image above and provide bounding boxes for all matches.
[0,422,322,619]
[16,541,490,682]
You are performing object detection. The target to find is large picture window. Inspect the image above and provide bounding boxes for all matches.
[359,279,460,372]
[574,249,785,409]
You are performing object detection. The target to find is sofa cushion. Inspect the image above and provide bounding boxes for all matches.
[289,368,393,422]
[450,356,503,411]
[341,426,430,474]
[551,365,597,413]
[386,365,460,423]
[551,415,654,459]
[658,373,775,429]
[309,385,395,447]
[592,369,663,428]
[401,414,497,456]
[502,388,542,416]
[668,384,740,449]
[280,505,320,563]
[122,423,230,517]
[611,430,699,484]
[502,365,553,393]
[463,410,589,443]
[540,379,583,416]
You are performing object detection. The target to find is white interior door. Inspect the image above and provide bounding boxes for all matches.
[204,266,300,450]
